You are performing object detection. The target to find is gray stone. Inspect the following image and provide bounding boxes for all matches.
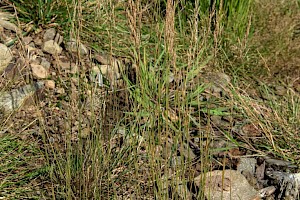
[42,40,62,55]
[195,170,258,200]
[0,19,21,33]
[33,37,43,46]
[266,170,300,199]
[237,157,257,175]
[91,64,120,88]
[54,33,63,45]
[203,72,231,97]
[209,72,231,88]
[0,43,12,73]
[23,36,33,45]
[43,28,56,42]
[40,58,51,69]
[0,82,44,115]
[66,38,88,56]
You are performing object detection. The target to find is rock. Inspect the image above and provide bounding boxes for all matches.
[40,58,51,69]
[93,53,109,64]
[44,80,55,89]
[54,33,63,45]
[257,186,276,199]
[265,157,297,168]
[59,61,78,74]
[42,40,62,55]
[33,37,43,46]
[210,115,230,129]
[203,72,231,96]
[208,72,231,88]
[237,157,257,175]
[242,170,258,189]
[260,91,274,101]
[241,123,262,137]
[194,170,258,200]
[91,64,120,87]
[48,137,55,143]
[209,139,237,153]
[43,28,56,42]
[31,64,48,79]
[66,38,88,56]
[59,61,71,70]
[0,43,12,73]
[23,36,33,45]
[56,88,65,94]
[0,82,44,115]
[0,19,22,34]
[266,170,300,199]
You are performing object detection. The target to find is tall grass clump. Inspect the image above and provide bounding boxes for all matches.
[42,0,257,198]
[8,0,72,26]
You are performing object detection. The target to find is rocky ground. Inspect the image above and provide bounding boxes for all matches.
[0,7,300,200]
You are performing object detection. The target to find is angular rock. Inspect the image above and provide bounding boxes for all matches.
[33,37,43,46]
[266,169,300,199]
[93,53,112,65]
[194,170,258,200]
[0,19,22,34]
[0,43,12,73]
[66,38,88,56]
[23,36,33,45]
[43,40,62,55]
[93,65,120,80]
[0,82,44,115]
[40,58,51,69]
[257,186,276,199]
[206,72,231,96]
[54,33,63,45]
[44,80,55,89]
[31,64,48,79]
[56,88,65,94]
[43,28,56,42]
[237,157,257,175]
[59,61,78,74]
[205,72,231,88]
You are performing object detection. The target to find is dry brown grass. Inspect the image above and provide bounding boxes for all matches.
[250,0,300,80]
